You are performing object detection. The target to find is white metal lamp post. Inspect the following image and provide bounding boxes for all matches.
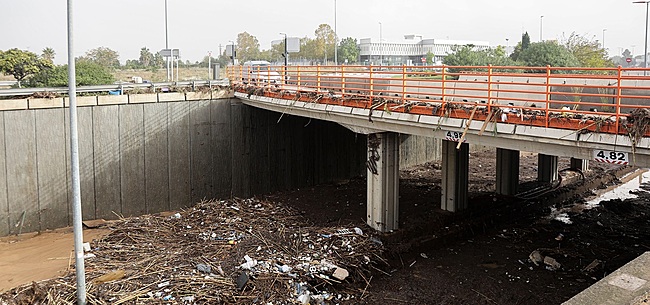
[634,1,650,75]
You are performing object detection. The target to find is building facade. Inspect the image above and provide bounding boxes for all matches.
[359,37,490,66]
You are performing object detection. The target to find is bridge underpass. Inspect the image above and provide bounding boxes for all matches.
[228,64,650,232]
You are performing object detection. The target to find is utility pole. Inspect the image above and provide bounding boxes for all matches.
[208,51,212,80]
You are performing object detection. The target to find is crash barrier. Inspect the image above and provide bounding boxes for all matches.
[227,64,650,138]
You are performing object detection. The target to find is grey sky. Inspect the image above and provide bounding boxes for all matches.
[1,0,645,64]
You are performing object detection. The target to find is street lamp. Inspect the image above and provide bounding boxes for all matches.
[208,51,212,80]
[539,15,544,42]
[164,0,170,81]
[602,29,607,50]
[279,33,288,80]
[378,22,382,66]
[634,0,650,75]
[229,40,235,66]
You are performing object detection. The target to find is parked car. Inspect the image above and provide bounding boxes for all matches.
[241,60,282,84]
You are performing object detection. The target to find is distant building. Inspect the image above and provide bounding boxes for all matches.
[358,37,490,65]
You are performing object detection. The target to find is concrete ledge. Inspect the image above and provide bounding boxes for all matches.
[212,89,233,99]
[29,98,64,109]
[128,93,158,104]
[64,96,98,107]
[563,252,650,305]
[0,99,28,110]
[97,95,127,105]
[186,91,211,101]
[158,92,186,102]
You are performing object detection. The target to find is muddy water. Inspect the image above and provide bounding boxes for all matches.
[0,228,108,292]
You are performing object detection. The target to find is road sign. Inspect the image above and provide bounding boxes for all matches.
[421,57,427,63]
[626,58,632,63]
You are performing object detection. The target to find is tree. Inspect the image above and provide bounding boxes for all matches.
[425,52,435,64]
[0,48,53,87]
[562,32,613,68]
[443,45,517,72]
[41,47,56,64]
[510,32,531,61]
[79,47,120,68]
[236,32,261,63]
[139,47,154,68]
[622,48,632,59]
[315,24,336,62]
[27,60,114,87]
[517,41,581,69]
[338,37,359,64]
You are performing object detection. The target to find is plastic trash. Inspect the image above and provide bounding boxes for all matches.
[196,263,211,273]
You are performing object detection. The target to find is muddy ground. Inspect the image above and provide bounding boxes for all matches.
[1,148,649,305]
[266,149,650,304]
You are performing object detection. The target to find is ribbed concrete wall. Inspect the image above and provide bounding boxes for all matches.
[0,97,372,236]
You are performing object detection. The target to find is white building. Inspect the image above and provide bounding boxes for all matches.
[359,36,490,65]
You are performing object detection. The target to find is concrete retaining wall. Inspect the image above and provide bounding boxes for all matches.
[0,95,370,236]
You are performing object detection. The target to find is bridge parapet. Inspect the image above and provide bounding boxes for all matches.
[229,64,650,167]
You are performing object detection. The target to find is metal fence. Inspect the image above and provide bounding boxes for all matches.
[227,64,650,136]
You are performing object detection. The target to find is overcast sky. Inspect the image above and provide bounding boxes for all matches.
[1,0,645,64]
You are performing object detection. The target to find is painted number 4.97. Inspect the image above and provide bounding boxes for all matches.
[593,150,629,165]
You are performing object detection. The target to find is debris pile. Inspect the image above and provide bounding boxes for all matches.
[0,198,386,304]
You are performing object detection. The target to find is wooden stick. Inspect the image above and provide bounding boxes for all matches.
[478,110,496,136]
[457,104,479,149]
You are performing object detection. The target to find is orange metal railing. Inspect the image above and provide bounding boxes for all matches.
[226,64,650,137]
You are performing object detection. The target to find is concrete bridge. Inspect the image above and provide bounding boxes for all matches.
[227,64,650,232]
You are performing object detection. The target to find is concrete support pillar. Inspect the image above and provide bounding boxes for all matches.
[441,140,469,212]
[496,148,520,195]
[367,133,399,232]
[570,157,589,172]
[538,154,559,183]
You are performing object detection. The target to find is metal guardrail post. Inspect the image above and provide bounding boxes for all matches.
[487,64,493,114]
[402,65,406,103]
[369,65,374,104]
[341,65,346,99]
[545,65,551,128]
[441,65,447,109]
[615,66,623,133]
[297,65,301,87]
[317,64,321,92]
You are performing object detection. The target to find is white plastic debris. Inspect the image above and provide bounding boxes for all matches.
[240,255,258,270]
[353,227,363,235]
[332,267,349,281]
[82,242,91,252]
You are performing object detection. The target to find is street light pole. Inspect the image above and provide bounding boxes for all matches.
[229,40,235,66]
[164,0,170,81]
[506,38,510,55]
[67,1,87,304]
[539,15,544,42]
[208,51,211,80]
[379,22,382,66]
[334,0,338,65]
[602,29,607,50]
[280,33,288,81]
[634,1,650,75]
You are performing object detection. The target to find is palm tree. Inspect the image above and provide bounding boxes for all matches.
[41,47,55,63]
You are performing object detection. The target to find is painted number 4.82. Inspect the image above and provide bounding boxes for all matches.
[593,150,629,165]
